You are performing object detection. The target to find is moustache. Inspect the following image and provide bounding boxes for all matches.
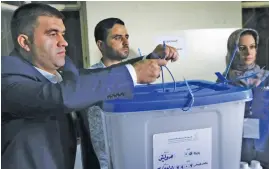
[122,45,129,49]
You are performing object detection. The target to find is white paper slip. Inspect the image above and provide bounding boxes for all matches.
[154,36,186,57]
[153,128,212,169]
[243,118,260,139]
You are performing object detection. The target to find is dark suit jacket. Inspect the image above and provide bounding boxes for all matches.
[1,50,143,169]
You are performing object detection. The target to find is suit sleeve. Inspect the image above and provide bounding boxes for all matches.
[2,64,134,117]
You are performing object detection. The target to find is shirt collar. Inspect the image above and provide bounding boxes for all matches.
[34,67,63,83]
[99,59,123,68]
[98,60,106,68]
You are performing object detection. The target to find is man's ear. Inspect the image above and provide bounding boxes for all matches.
[96,40,104,52]
[17,34,31,52]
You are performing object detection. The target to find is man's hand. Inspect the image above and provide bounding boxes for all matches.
[150,44,179,62]
[133,59,167,84]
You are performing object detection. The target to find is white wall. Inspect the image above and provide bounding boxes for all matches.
[85,1,242,82]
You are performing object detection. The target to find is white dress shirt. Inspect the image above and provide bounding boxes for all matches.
[90,61,138,86]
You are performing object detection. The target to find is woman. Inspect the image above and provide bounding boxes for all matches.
[223,28,269,168]
[224,28,269,87]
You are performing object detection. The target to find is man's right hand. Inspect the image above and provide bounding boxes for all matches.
[133,59,167,84]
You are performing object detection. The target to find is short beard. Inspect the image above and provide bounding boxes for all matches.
[103,44,129,61]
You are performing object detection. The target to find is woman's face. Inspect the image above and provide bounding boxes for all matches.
[238,34,257,65]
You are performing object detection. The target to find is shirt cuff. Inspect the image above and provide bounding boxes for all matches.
[125,64,137,86]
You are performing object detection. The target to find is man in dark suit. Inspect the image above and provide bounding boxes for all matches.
[1,3,178,169]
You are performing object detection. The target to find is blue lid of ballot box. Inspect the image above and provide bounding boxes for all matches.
[102,80,253,113]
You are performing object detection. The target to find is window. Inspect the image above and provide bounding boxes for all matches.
[242,2,269,69]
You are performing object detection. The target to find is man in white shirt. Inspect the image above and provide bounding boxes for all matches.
[91,17,177,69]
[86,17,178,169]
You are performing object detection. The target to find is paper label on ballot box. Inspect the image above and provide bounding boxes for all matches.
[153,128,212,169]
